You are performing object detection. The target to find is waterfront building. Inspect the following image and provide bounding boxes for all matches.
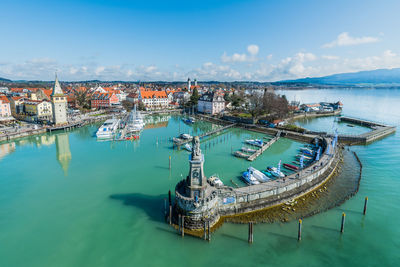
[90,92,119,108]
[0,95,12,117]
[24,100,53,122]
[51,75,68,125]
[139,89,168,110]
[197,91,225,115]
[9,96,25,116]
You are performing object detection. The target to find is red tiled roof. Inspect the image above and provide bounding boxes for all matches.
[0,95,10,103]
[140,89,167,99]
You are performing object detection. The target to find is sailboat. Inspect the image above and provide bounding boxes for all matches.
[127,105,145,133]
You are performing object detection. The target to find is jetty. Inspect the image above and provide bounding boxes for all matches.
[173,123,235,147]
[336,116,396,144]
[247,131,281,161]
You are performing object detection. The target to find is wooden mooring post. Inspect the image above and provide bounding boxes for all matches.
[178,214,181,232]
[203,221,207,240]
[168,190,172,225]
[248,222,254,243]
[207,221,211,242]
[298,219,302,241]
[340,213,346,233]
[181,216,185,237]
[363,197,368,215]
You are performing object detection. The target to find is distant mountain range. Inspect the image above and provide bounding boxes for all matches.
[0,77,12,82]
[279,68,400,85]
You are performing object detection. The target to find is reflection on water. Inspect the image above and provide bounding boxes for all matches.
[55,133,72,176]
[0,142,16,161]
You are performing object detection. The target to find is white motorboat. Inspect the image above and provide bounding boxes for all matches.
[208,175,223,187]
[184,143,192,152]
[247,167,270,182]
[96,118,120,139]
[180,133,192,140]
[266,166,285,178]
[241,146,257,153]
[126,106,145,132]
[245,139,263,147]
[242,171,260,185]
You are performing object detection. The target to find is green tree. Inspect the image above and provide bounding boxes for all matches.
[189,88,200,107]
[73,88,91,109]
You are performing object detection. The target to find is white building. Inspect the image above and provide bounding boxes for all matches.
[139,89,169,110]
[197,92,225,115]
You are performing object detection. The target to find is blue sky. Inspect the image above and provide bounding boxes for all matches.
[1,0,400,81]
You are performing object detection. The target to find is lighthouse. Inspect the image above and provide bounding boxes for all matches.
[174,136,220,229]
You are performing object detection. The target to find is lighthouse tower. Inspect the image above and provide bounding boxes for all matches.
[194,78,197,86]
[187,78,191,92]
[51,74,68,125]
[175,136,220,229]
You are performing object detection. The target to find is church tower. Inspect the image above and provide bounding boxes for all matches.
[51,74,68,125]
[187,78,191,92]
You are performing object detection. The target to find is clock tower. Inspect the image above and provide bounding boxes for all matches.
[186,136,207,198]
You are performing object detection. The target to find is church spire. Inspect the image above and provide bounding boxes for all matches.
[52,72,64,96]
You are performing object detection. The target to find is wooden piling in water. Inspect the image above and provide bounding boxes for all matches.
[340,213,346,233]
[168,205,172,225]
[178,214,181,232]
[207,221,211,242]
[248,222,253,243]
[203,221,207,240]
[298,219,302,241]
[363,197,368,215]
[181,216,185,237]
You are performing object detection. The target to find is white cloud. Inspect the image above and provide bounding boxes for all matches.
[221,44,259,63]
[2,49,400,82]
[322,55,339,60]
[247,44,259,56]
[323,32,379,48]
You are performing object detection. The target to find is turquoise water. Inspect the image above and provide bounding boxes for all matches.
[1,89,400,266]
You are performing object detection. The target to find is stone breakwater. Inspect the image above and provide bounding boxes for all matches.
[173,137,342,233]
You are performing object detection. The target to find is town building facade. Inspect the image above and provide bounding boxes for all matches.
[197,92,225,115]
[0,95,12,117]
[139,89,168,110]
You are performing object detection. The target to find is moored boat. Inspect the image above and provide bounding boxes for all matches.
[283,163,299,171]
[126,106,145,132]
[267,166,285,178]
[248,167,270,182]
[96,118,120,139]
[184,143,192,152]
[241,146,257,153]
[245,139,263,147]
[208,175,224,187]
[242,171,260,185]
[234,151,250,159]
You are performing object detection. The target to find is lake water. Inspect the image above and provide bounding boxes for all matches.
[1,88,399,266]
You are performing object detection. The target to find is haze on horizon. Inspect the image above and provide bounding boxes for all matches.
[1,0,400,82]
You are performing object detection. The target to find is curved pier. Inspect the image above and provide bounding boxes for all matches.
[172,135,341,232]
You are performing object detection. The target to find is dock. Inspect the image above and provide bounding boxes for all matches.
[336,116,396,144]
[47,121,83,132]
[247,131,281,161]
[173,124,235,146]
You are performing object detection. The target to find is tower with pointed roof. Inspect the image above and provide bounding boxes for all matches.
[51,74,68,125]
